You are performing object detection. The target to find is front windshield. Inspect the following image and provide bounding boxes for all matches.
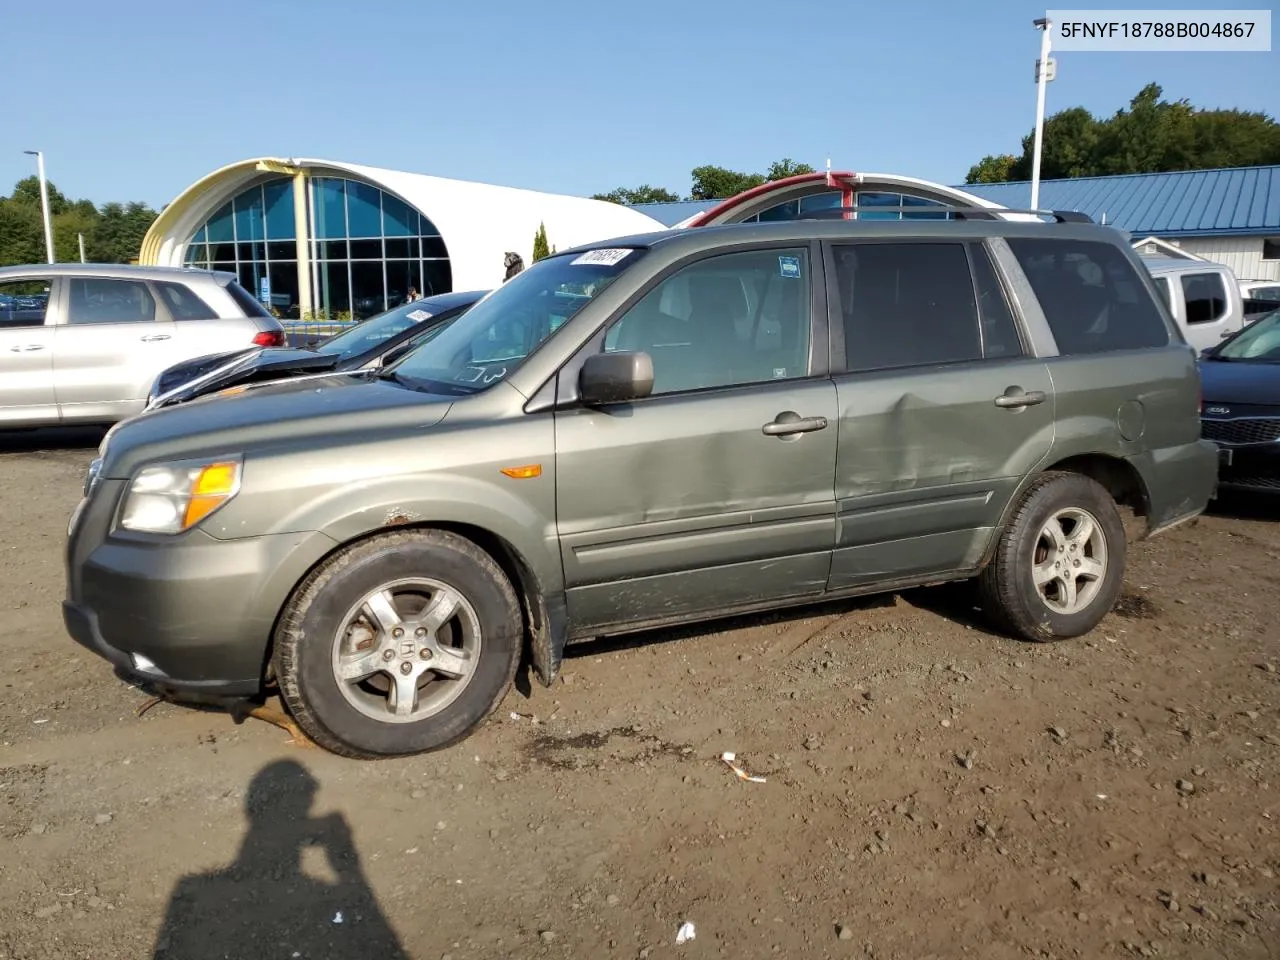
[389,248,642,391]
[1216,310,1280,362]
[319,300,447,359]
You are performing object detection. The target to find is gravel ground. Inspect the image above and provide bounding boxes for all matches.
[0,427,1277,960]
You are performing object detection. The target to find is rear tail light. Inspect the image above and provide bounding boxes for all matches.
[252,330,285,347]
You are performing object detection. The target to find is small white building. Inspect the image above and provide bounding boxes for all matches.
[139,158,666,320]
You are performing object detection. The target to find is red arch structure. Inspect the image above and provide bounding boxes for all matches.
[679,171,1010,228]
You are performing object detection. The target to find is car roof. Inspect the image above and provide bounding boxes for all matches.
[1140,256,1226,275]
[554,218,1133,261]
[0,263,234,283]
[416,289,488,310]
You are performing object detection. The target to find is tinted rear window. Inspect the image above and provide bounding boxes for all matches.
[155,281,217,320]
[833,242,982,372]
[223,279,273,319]
[1007,238,1169,355]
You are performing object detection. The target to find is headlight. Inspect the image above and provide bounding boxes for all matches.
[120,457,242,534]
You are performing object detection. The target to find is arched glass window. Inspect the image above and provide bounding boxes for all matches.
[742,190,954,223]
[309,177,451,321]
[184,179,300,317]
[182,176,452,321]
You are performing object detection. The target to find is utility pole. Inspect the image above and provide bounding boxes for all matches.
[1030,17,1054,211]
[23,150,55,263]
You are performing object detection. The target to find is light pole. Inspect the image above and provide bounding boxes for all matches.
[22,150,55,264]
[1030,17,1053,211]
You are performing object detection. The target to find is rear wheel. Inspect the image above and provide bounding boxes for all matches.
[978,472,1126,642]
[274,530,521,758]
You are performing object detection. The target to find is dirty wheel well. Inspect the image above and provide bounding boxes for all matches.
[1045,454,1149,519]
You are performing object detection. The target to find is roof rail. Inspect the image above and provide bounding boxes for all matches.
[766,206,1094,224]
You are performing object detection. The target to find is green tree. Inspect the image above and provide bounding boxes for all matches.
[10,175,70,215]
[966,83,1280,183]
[765,158,816,180]
[965,154,1018,184]
[86,201,158,264]
[688,165,767,201]
[591,185,681,204]
[0,198,45,266]
[531,222,550,262]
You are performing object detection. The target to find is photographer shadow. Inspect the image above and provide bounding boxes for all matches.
[154,759,406,960]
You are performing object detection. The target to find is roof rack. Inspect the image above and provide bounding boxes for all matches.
[768,206,1094,224]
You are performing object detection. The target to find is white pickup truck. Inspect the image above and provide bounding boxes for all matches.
[1142,256,1245,352]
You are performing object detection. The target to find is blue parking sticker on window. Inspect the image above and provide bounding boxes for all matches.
[778,256,801,279]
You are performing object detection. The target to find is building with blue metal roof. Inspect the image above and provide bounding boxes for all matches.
[632,165,1280,281]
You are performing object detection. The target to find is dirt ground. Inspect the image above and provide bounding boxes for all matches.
[1,428,1277,960]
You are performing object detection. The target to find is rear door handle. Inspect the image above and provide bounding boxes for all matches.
[994,389,1047,409]
[9,344,46,352]
[762,412,829,437]
[140,334,171,342]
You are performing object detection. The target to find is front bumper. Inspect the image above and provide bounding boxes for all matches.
[66,478,338,697]
[1214,442,1280,493]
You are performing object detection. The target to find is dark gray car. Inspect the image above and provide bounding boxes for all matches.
[64,217,1218,758]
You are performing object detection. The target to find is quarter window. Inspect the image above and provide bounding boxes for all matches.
[1180,272,1227,325]
[154,281,216,321]
[833,242,982,372]
[970,244,1024,359]
[1007,239,1169,355]
[66,278,156,325]
[603,248,812,395]
[0,279,51,328]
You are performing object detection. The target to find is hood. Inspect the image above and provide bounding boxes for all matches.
[1198,358,1280,411]
[103,373,454,479]
[152,347,345,408]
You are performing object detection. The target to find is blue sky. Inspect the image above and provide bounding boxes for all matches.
[3,0,1276,208]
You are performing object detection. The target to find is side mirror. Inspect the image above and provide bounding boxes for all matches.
[579,351,654,406]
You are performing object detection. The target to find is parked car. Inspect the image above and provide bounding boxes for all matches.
[145,290,487,410]
[1143,257,1246,351]
[1199,307,1280,494]
[1238,278,1280,303]
[0,264,285,428]
[66,216,1217,759]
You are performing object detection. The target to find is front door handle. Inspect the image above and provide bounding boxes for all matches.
[994,388,1047,409]
[762,411,829,437]
[140,334,171,342]
[9,344,46,352]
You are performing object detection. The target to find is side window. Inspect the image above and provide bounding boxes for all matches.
[969,244,1024,359]
[154,281,216,321]
[66,278,156,325]
[1180,273,1227,325]
[1153,276,1173,310]
[603,248,811,395]
[1006,239,1169,355]
[1253,286,1280,302]
[0,279,51,328]
[834,242,982,372]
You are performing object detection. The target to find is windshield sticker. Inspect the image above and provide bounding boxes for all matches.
[405,309,433,322]
[571,248,633,267]
[778,256,802,279]
[455,367,485,383]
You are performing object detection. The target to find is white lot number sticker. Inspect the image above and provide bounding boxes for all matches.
[406,309,433,322]
[571,248,633,267]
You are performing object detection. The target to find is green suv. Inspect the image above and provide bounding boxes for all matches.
[64,218,1218,758]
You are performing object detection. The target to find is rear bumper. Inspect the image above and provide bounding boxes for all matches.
[1132,439,1219,536]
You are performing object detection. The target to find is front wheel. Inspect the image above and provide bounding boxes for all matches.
[978,472,1126,642]
[274,530,522,758]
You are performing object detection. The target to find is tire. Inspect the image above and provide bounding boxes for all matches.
[274,529,522,759]
[978,471,1126,642]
